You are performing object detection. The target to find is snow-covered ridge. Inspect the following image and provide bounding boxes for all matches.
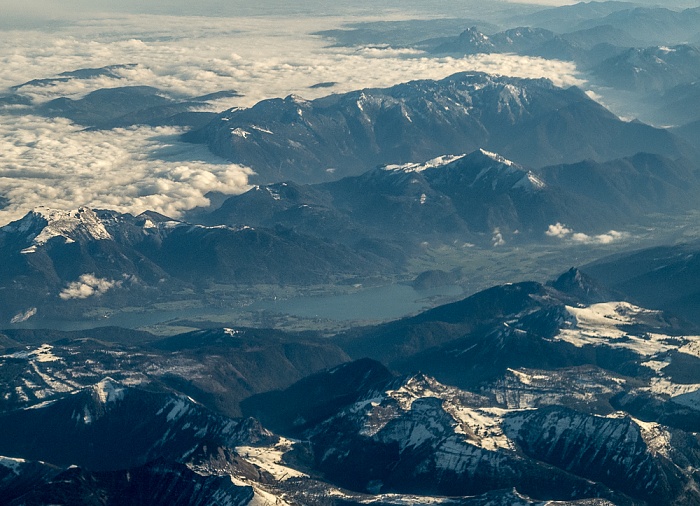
[404,149,546,193]
[383,150,522,175]
[477,148,515,167]
[0,456,27,475]
[514,171,546,190]
[2,207,113,254]
[383,154,464,173]
[556,301,693,357]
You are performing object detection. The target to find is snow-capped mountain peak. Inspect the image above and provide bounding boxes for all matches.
[420,149,545,193]
[3,207,112,254]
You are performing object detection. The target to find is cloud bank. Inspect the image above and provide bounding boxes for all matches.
[0,116,253,225]
[546,223,628,245]
[0,15,585,106]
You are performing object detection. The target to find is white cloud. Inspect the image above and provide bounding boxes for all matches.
[59,274,119,300]
[546,223,628,245]
[571,230,627,245]
[545,222,574,238]
[492,228,506,247]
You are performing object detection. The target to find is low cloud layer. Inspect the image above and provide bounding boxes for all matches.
[0,116,253,225]
[546,223,628,245]
[59,274,119,300]
[0,14,585,225]
[0,15,585,106]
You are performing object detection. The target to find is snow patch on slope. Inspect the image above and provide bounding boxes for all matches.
[235,438,307,481]
[448,406,515,451]
[3,344,60,363]
[230,475,292,506]
[10,308,37,324]
[0,456,26,475]
[555,302,683,356]
[93,377,125,404]
[632,417,672,458]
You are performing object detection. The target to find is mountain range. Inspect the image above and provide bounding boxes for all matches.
[313,5,700,135]
[507,3,700,47]
[591,44,700,94]
[186,71,692,184]
[0,380,266,505]
[3,265,699,504]
[0,207,392,325]
[241,270,700,504]
[429,25,640,69]
[3,5,700,503]
[508,1,640,34]
[3,138,700,327]
[199,149,700,241]
[574,6,700,46]
[0,325,349,418]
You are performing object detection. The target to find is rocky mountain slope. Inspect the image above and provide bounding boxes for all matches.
[244,357,700,505]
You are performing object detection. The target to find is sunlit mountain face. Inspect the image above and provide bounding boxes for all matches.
[2,1,700,504]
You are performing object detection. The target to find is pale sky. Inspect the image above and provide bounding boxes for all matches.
[0,0,573,22]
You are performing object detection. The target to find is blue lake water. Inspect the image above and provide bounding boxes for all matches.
[248,283,464,321]
[9,283,464,331]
